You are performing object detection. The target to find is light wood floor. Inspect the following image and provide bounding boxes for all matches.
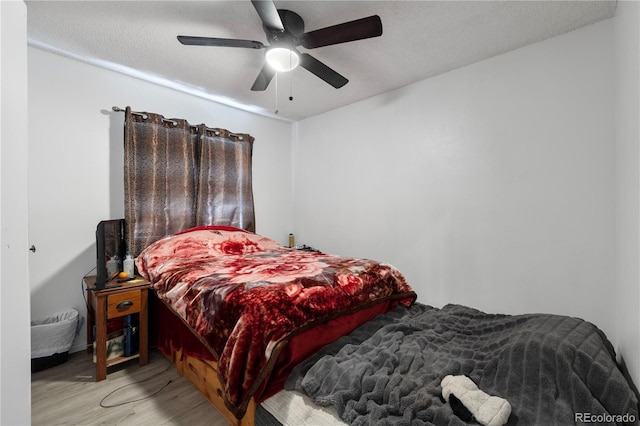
[31,349,229,425]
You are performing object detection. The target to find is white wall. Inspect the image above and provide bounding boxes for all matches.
[28,48,294,353]
[1,1,31,424]
[294,20,618,342]
[614,0,640,388]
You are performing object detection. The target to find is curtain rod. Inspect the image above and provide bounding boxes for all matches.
[112,106,245,140]
[112,106,147,119]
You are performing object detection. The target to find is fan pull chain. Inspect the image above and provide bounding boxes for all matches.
[274,68,294,115]
[289,69,294,102]
[289,54,294,102]
[274,72,279,115]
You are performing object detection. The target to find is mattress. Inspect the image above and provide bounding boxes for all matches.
[259,390,345,426]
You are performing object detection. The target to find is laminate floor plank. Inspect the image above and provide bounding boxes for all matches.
[31,350,228,426]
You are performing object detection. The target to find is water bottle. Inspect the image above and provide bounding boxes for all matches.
[123,254,135,277]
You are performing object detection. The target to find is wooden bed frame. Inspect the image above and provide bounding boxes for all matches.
[162,342,257,426]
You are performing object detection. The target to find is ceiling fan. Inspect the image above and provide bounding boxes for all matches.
[177,0,383,91]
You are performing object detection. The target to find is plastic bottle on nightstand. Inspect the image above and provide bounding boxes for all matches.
[123,254,135,278]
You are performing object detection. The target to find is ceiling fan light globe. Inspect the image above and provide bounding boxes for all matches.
[266,47,300,72]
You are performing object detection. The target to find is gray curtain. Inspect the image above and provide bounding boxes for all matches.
[124,107,255,256]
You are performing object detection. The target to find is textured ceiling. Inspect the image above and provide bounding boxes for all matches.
[26,1,616,122]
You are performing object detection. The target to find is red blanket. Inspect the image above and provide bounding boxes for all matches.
[136,226,416,417]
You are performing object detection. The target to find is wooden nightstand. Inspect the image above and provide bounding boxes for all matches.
[84,275,151,381]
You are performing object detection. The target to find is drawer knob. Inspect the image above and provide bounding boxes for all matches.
[116,300,134,311]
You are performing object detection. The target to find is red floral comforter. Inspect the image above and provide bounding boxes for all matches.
[136,226,416,417]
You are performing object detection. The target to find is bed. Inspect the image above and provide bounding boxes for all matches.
[278,303,639,425]
[135,225,416,424]
[136,226,638,426]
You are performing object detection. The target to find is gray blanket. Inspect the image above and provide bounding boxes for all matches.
[285,303,638,425]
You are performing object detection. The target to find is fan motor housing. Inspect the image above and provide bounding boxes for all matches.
[264,9,304,46]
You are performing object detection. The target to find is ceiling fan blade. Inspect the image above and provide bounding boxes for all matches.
[300,53,348,89]
[178,36,265,49]
[251,64,276,91]
[300,15,382,49]
[251,0,284,32]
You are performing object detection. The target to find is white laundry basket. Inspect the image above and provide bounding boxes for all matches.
[31,308,79,372]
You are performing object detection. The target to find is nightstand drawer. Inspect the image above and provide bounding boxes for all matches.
[107,290,141,319]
